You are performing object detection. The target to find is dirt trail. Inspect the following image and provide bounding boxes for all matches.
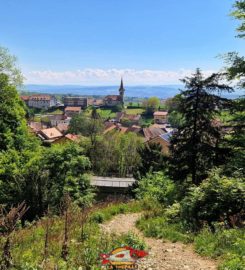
[100,213,217,270]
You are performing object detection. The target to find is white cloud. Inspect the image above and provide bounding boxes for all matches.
[24,68,217,85]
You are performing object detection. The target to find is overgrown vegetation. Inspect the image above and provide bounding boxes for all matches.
[0,201,145,269]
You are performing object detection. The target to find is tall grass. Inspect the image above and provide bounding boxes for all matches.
[0,200,144,269]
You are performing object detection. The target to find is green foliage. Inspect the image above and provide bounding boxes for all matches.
[231,0,245,38]
[90,201,142,224]
[0,74,36,151]
[167,110,184,128]
[169,69,233,185]
[143,96,160,115]
[83,132,142,177]
[0,202,145,269]
[0,46,23,86]
[134,143,167,179]
[134,172,176,205]
[180,170,245,230]
[136,215,193,243]
[195,227,245,270]
[223,97,245,177]
[0,143,94,220]
[69,113,104,146]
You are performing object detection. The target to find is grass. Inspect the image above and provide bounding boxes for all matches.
[125,108,145,115]
[84,107,117,119]
[0,201,144,269]
[97,108,116,119]
[90,200,143,224]
[140,115,154,126]
[195,228,245,270]
[136,216,193,244]
[46,109,63,115]
[136,208,245,270]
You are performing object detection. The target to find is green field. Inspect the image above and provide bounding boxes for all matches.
[84,107,117,119]
[125,108,145,115]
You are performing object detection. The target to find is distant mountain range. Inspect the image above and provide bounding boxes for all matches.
[23,84,244,99]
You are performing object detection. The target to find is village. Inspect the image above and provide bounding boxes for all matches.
[21,79,174,155]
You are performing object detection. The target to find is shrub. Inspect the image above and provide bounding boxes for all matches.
[135,172,176,205]
[136,216,193,243]
[180,170,245,230]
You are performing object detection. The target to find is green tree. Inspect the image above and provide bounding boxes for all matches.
[135,172,176,205]
[231,0,245,38]
[222,1,245,177]
[134,143,167,179]
[0,46,23,86]
[82,132,142,177]
[181,169,245,230]
[69,112,103,146]
[0,143,93,220]
[169,69,233,185]
[143,96,160,115]
[0,74,36,151]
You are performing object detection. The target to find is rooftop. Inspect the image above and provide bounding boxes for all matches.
[65,106,81,112]
[159,132,173,143]
[143,127,165,141]
[29,95,52,101]
[40,127,63,140]
[154,111,168,116]
[104,95,122,101]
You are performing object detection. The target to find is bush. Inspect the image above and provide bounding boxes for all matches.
[194,227,245,270]
[136,216,193,243]
[180,170,245,230]
[135,172,176,205]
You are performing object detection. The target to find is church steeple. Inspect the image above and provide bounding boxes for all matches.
[119,77,125,103]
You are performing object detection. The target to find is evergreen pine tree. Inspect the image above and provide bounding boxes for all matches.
[169,69,233,185]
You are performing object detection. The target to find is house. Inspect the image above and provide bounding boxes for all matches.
[127,125,142,134]
[28,95,57,109]
[153,111,168,124]
[88,98,104,107]
[116,112,141,125]
[64,106,81,117]
[48,114,71,127]
[20,96,30,105]
[28,122,47,133]
[103,122,142,135]
[53,134,80,144]
[143,126,165,141]
[38,127,63,142]
[57,123,69,134]
[104,79,125,107]
[63,97,88,108]
[146,132,172,155]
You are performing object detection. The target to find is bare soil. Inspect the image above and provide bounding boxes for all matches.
[100,213,217,270]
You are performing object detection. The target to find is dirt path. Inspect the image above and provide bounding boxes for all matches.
[100,213,217,270]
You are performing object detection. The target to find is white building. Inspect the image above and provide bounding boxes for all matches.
[28,95,57,109]
[48,114,71,127]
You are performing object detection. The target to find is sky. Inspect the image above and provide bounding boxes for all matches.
[1,0,244,85]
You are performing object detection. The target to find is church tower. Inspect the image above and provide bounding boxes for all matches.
[119,78,125,104]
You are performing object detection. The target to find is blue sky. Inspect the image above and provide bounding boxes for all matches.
[1,0,244,85]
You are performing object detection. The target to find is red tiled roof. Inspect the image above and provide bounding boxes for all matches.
[104,95,122,101]
[65,134,80,141]
[21,95,30,101]
[65,106,81,112]
[57,123,69,132]
[40,127,63,140]
[28,122,47,132]
[29,95,51,101]
[154,111,168,116]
